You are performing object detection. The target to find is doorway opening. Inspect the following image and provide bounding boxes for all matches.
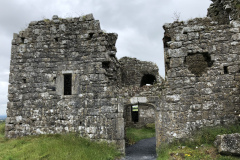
[124,103,156,147]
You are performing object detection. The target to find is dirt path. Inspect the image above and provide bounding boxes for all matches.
[123,137,157,160]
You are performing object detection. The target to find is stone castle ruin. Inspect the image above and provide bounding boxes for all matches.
[6,0,240,153]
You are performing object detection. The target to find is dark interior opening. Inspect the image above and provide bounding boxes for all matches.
[23,79,26,83]
[102,61,110,69]
[224,66,229,74]
[131,105,139,123]
[21,37,25,43]
[165,57,171,71]
[64,74,72,95]
[54,37,59,42]
[89,33,94,39]
[140,74,156,87]
[163,35,171,48]
[53,77,56,83]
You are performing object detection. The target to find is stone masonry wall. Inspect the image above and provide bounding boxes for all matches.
[161,17,240,143]
[6,14,124,151]
[119,57,160,87]
[208,0,240,24]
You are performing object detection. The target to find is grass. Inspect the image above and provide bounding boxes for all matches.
[125,123,155,145]
[0,122,122,160]
[0,122,5,138]
[157,124,240,160]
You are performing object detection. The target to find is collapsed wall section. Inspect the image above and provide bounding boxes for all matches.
[208,0,240,24]
[6,14,124,150]
[119,57,160,87]
[162,17,240,142]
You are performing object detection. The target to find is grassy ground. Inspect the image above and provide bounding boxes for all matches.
[0,122,122,160]
[157,124,240,160]
[125,123,155,145]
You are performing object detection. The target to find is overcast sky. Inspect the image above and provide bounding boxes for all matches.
[0,0,211,115]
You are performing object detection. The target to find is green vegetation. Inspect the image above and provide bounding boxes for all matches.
[131,105,138,111]
[236,3,240,10]
[125,123,155,145]
[0,122,5,138]
[157,124,240,160]
[0,122,121,160]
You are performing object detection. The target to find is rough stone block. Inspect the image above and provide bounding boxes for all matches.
[214,133,240,156]
[167,49,187,58]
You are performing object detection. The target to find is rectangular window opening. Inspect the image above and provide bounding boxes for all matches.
[224,66,229,74]
[64,74,72,95]
[131,105,139,123]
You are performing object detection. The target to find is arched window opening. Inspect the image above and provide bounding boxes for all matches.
[140,74,156,87]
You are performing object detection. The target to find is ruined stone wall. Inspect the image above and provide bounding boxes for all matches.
[119,57,160,87]
[208,0,240,24]
[6,14,124,151]
[161,17,240,143]
[7,1,240,153]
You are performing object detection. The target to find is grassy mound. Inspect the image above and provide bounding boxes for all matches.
[157,124,240,160]
[0,122,121,160]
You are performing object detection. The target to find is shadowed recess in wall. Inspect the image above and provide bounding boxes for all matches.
[185,52,214,77]
[140,74,156,87]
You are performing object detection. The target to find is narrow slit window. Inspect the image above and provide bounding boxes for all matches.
[224,66,229,74]
[64,74,72,95]
[53,77,56,83]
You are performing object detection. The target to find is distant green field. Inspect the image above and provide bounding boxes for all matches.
[0,115,7,120]
[0,122,122,160]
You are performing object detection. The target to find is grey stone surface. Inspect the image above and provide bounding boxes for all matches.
[214,133,240,156]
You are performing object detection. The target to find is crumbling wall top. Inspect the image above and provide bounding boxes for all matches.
[207,0,240,24]
[119,57,160,87]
